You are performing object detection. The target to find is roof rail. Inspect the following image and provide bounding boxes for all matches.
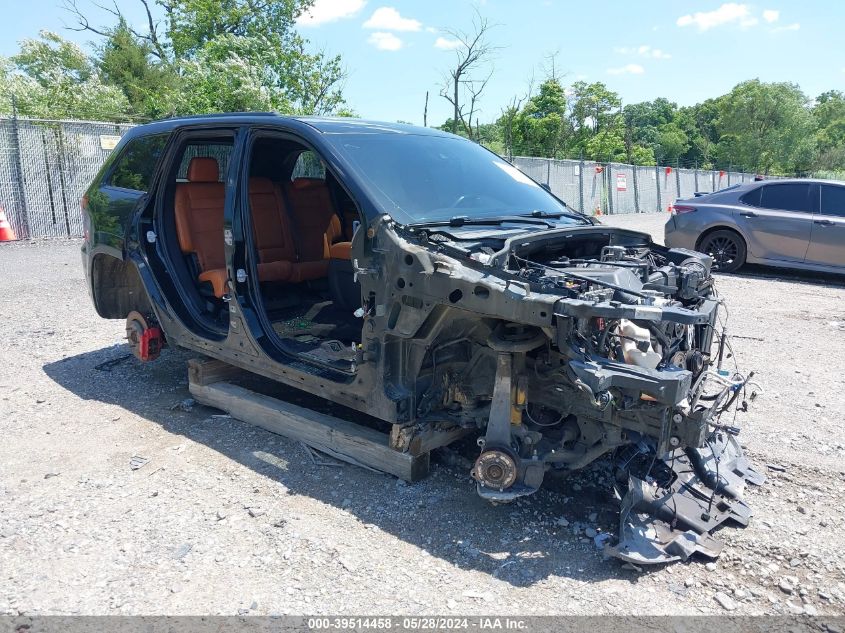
[156,111,281,123]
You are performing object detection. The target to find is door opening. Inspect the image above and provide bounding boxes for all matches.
[244,136,363,373]
[153,135,235,336]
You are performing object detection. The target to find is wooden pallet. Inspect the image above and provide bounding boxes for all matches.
[187,357,430,482]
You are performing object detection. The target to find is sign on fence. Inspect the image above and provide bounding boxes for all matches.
[616,173,627,192]
[99,135,121,151]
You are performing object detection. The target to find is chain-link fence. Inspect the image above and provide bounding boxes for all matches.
[0,116,133,239]
[511,156,772,215]
[0,115,840,240]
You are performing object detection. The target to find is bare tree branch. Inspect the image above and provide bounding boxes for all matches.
[139,0,167,60]
[437,10,499,140]
[61,0,167,60]
[62,0,111,38]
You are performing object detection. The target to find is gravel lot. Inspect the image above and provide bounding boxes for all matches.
[1,213,844,616]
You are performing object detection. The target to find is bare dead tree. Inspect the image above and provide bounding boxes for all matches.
[62,0,168,60]
[499,92,526,160]
[542,50,562,83]
[438,11,498,140]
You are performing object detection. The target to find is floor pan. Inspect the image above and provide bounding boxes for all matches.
[270,299,361,370]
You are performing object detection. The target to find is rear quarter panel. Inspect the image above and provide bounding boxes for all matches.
[81,134,154,317]
[668,201,746,251]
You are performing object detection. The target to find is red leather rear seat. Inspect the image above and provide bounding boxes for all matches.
[174,157,227,298]
[285,177,351,282]
[249,177,296,282]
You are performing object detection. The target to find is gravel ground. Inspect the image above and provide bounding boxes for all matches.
[1,215,844,616]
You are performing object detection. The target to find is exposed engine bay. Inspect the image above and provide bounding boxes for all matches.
[372,222,764,564]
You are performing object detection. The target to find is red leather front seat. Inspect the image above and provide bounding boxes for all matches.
[174,157,227,297]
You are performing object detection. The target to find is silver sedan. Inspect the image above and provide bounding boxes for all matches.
[664,178,845,273]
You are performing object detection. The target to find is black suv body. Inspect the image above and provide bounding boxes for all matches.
[82,113,762,564]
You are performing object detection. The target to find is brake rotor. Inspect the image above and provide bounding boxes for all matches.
[125,311,162,361]
[472,450,518,491]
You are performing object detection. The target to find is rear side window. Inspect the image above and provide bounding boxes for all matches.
[740,187,762,207]
[291,150,326,180]
[759,183,810,212]
[820,185,845,217]
[177,143,233,181]
[109,134,169,191]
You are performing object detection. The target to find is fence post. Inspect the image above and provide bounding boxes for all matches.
[632,165,640,214]
[655,164,662,214]
[54,126,72,237]
[578,156,585,214]
[546,158,551,188]
[9,96,31,239]
[606,163,614,215]
[675,159,681,199]
[694,163,699,192]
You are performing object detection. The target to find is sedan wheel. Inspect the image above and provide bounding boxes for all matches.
[699,230,746,273]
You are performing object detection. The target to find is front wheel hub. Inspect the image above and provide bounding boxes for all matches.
[472,450,518,491]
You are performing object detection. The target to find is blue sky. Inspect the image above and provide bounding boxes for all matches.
[2,0,842,125]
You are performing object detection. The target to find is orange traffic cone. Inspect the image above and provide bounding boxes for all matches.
[666,204,674,213]
[0,207,16,241]
[595,206,603,217]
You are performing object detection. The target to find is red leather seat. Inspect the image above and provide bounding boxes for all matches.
[174,157,227,298]
[248,177,296,282]
[285,178,351,282]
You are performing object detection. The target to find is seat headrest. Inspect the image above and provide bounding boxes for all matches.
[187,157,220,183]
[290,177,326,191]
[249,177,275,194]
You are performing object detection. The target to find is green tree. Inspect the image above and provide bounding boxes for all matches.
[584,127,626,162]
[65,0,347,118]
[716,79,815,173]
[622,98,687,163]
[675,101,721,167]
[656,122,689,164]
[566,81,623,160]
[508,79,569,158]
[1,31,130,120]
[812,90,845,170]
[174,34,284,113]
[97,20,177,118]
[623,98,675,147]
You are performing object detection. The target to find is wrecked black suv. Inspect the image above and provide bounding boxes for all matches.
[82,114,762,564]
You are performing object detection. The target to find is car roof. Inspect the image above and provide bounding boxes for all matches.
[122,112,456,139]
[732,177,845,187]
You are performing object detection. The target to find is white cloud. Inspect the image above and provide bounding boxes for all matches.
[763,9,780,22]
[434,36,462,50]
[772,22,800,32]
[615,45,672,59]
[363,7,421,31]
[297,0,366,26]
[677,3,755,30]
[607,64,645,76]
[367,31,403,50]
